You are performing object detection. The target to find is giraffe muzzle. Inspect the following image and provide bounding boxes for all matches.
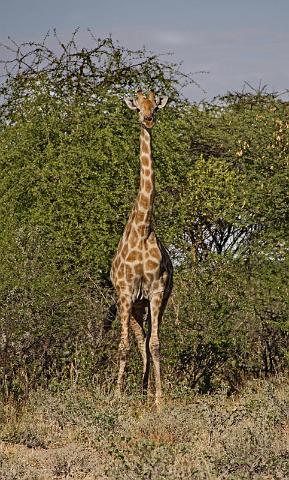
[143,116,155,128]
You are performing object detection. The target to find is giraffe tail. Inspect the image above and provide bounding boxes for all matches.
[103,303,117,332]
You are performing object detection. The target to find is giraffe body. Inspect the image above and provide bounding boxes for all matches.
[110,92,173,407]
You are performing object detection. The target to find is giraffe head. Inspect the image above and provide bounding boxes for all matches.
[125,91,168,129]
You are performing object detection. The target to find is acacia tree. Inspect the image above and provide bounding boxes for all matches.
[0,30,196,117]
[155,89,289,261]
[0,32,200,397]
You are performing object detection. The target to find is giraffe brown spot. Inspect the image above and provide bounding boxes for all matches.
[127,250,142,262]
[135,263,143,275]
[135,210,145,223]
[149,247,161,260]
[141,155,150,167]
[152,306,160,317]
[140,194,149,210]
[143,168,151,177]
[145,179,152,193]
[146,259,159,271]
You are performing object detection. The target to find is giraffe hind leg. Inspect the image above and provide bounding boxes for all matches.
[131,300,151,396]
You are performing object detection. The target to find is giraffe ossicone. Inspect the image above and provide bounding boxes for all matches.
[110,91,173,408]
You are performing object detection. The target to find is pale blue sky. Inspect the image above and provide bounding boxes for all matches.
[1,0,289,100]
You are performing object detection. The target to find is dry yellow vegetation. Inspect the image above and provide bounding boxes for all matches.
[1,377,289,479]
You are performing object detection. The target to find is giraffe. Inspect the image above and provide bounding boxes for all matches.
[109,91,173,408]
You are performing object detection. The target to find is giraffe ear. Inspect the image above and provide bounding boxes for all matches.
[156,95,168,109]
[124,97,138,110]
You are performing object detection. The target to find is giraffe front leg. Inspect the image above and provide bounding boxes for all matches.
[115,296,131,398]
[149,294,163,409]
[130,302,152,397]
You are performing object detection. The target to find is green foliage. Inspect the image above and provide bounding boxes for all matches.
[0,33,288,399]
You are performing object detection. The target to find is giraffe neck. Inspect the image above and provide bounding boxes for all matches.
[135,126,154,225]
[122,126,155,242]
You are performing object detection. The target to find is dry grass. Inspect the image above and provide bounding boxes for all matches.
[1,377,289,479]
